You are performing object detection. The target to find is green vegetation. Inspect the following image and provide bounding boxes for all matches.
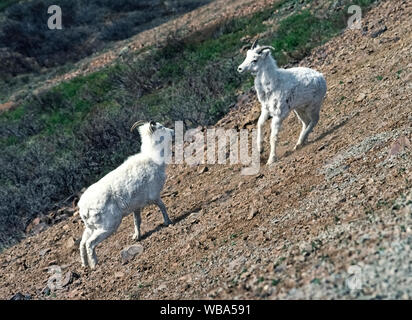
[272,279,281,286]
[0,0,379,248]
[0,0,212,73]
[0,0,19,12]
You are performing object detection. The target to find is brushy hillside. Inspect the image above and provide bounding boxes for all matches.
[0,0,410,299]
[0,0,211,74]
[0,0,379,249]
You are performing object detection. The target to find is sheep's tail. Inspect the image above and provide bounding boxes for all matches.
[317,73,327,98]
[79,206,90,221]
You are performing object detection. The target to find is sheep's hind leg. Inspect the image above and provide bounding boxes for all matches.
[294,108,311,150]
[296,104,320,148]
[80,228,93,268]
[132,209,142,241]
[155,199,172,226]
[85,229,114,269]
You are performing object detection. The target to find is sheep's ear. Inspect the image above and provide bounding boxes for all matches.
[240,45,251,53]
[261,49,271,57]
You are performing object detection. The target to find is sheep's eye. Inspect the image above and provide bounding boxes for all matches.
[252,59,258,63]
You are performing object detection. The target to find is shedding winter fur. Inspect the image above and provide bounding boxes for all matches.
[238,40,327,164]
[78,121,174,269]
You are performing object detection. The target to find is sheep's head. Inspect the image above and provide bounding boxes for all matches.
[237,39,275,74]
[131,121,174,145]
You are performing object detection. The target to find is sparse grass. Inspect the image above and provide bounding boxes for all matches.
[272,279,281,286]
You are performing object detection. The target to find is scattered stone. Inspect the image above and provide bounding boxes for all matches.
[61,271,80,287]
[121,244,144,263]
[371,25,387,38]
[65,237,78,250]
[248,207,258,220]
[228,256,247,271]
[41,286,51,296]
[10,292,31,300]
[179,274,192,283]
[39,248,51,257]
[284,279,296,289]
[388,136,410,157]
[355,92,367,102]
[115,272,125,279]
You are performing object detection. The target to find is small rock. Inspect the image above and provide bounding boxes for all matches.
[65,237,77,250]
[228,256,247,271]
[248,207,258,220]
[114,272,125,279]
[388,136,410,157]
[284,279,296,289]
[355,92,366,102]
[10,292,31,300]
[119,46,129,56]
[179,274,192,283]
[41,286,51,296]
[39,248,51,257]
[371,25,387,38]
[121,244,144,263]
[157,283,167,291]
[61,271,80,287]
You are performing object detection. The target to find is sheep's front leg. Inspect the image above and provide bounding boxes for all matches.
[80,227,92,268]
[257,109,269,154]
[132,209,142,241]
[155,199,172,226]
[86,229,113,269]
[267,116,282,165]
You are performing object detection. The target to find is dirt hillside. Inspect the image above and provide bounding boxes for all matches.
[0,0,411,299]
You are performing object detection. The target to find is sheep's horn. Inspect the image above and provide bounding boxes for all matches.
[251,38,259,49]
[256,46,275,54]
[130,120,146,132]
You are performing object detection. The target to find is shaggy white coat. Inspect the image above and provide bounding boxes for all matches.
[78,122,174,269]
[238,44,327,164]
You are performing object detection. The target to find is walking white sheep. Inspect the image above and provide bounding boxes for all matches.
[78,121,174,269]
[238,40,327,164]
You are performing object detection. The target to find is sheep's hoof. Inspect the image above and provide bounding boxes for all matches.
[266,157,277,165]
[294,143,303,151]
[132,233,141,241]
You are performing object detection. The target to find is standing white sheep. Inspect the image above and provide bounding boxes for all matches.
[238,40,327,164]
[78,121,174,269]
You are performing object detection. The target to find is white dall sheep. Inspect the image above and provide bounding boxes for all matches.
[238,40,327,164]
[78,121,174,269]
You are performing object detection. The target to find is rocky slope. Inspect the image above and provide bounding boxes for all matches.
[0,0,411,299]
